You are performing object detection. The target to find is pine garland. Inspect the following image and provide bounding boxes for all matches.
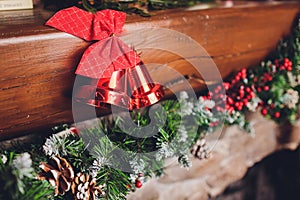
[0,91,257,199]
[44,0,212,16]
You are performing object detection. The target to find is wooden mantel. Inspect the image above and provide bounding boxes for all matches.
[0,1,300,141]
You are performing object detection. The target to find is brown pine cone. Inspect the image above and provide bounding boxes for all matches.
[191,138,210,160]
[37,156,75,195]
[72,172,104,200]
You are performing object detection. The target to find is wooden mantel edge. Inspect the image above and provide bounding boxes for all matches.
[1,1,299,39]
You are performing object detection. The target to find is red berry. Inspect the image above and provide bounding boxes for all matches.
[261,108,268,116]
[237,105,243,111]
[223,82,230,90]
[263,86,269,91]
[284,62,289,68]
[225,104,231,110]
[227,97,234,105]
[243,99,249,105]
[274,112,280,118]
[257,87,261,92]
[135,180,142,188]
[263,73,273,82]
[268,76,273,81]
[239,90,245,98]
[70,127,79,135]
[241,73,247,79]
[245,87,251,93]
[270,103,275,109]
[241,68,247,75]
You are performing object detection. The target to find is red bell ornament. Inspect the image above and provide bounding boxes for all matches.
[93,69,131,108]
[128,64,164,110]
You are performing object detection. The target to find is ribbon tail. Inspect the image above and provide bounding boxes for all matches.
[109,37,141,71]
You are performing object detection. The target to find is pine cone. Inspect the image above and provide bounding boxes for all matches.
[191,138,210,160]
[37,156,74,195]
[72,172,104,200]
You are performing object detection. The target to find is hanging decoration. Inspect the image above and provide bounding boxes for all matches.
[46,7,164,110]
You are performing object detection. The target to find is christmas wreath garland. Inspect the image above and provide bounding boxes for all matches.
[44,0,212,17]
[0,11,299,200]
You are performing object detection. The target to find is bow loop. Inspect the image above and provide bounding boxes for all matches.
[93,9,126,40]
[46,7,126,41]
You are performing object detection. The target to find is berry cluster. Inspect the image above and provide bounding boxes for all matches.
[207,68,256,114]
[275,58,293,71]
[251,58,295,121]
[253,58,293,93]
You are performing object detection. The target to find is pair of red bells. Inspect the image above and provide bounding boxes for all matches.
[75,63,164,110]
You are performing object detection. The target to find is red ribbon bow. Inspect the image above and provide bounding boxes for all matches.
[46,6,141,79]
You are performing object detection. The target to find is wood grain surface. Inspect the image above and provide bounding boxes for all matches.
[0,1,299,141]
